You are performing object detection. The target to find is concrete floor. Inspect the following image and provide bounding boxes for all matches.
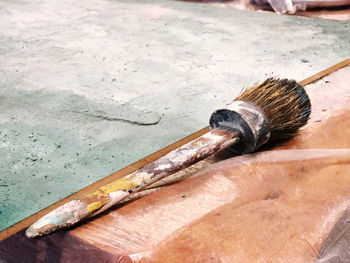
[0,0,349,231]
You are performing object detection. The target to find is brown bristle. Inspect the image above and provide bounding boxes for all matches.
[235,78,311,141]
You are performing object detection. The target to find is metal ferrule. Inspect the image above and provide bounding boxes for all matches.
[209,101,271,154]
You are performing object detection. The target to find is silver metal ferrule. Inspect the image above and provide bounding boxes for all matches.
[209,101,271,154]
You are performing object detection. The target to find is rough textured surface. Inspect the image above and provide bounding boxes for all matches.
[1,0,350,231]
[0,65,350,262]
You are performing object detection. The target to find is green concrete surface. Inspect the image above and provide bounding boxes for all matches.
[0,0,349,231]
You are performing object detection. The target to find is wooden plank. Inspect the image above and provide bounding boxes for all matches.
[0,58,349,242]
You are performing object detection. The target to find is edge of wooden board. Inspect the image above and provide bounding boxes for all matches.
[1,57,349,242]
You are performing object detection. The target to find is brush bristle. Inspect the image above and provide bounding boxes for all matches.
[235,78,311,141]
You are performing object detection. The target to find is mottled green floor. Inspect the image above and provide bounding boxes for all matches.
[0,0,349,231]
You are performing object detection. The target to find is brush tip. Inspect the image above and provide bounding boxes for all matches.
[235,77,311,141]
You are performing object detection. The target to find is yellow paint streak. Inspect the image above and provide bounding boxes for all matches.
[86,201,104,212]
[84,172,154,213]
[87,177,137,199]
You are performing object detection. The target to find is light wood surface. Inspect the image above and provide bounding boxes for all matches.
[0,58,349,242]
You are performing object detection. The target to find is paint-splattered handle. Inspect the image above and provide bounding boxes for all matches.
[84,128,240,214]
[26,128,239,237]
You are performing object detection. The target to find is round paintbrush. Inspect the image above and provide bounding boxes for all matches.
[210,77,311,154]
[26,78,311,238]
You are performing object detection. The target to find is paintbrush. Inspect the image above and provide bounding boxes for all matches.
[26,78,311,238]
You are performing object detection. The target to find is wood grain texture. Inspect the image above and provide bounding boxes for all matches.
[1,63,350,262]
[0,58,349,242]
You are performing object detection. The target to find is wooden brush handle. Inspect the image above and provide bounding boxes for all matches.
[26,128,239,237]
[84,128,240,214]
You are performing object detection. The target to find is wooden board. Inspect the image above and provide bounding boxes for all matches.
[0,60,350,262]
[0,58,349,243]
